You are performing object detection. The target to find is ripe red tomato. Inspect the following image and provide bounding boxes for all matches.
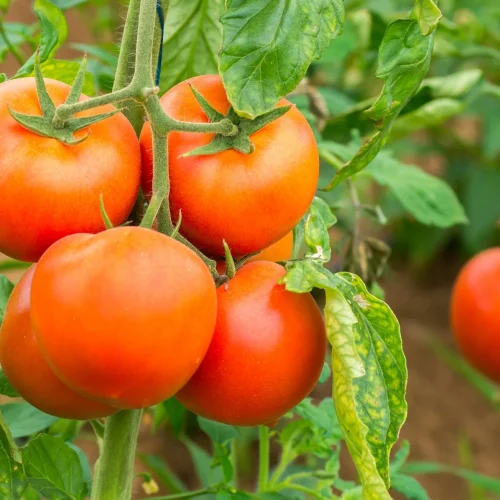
[140,75,318,257]
[451,248,500,383]
[30,227,217,409]
[0,77,141,262]
[176,261,326,426]
[0,266,115,419]
[216,231,294,274]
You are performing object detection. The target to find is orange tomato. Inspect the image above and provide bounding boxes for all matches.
[140,75,318,257]
[0,266,115,419]
[30,227,217,409]
[0,77,141,262]
[216,231,293,274]
[451,248,500,382]
[176,261,326,426]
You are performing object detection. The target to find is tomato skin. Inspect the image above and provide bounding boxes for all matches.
[0,77,141,262]
[0,266,116,419]
[30,227,217,409]
[176,261,326,426]
[140,75,318,257]
[451,248,500,383]
[216,231,293,274]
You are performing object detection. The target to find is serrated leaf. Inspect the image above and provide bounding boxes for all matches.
[0,276,14,325]
[0,403,58,439]
[198,417,239,443]
[325,17,434,190]
[15,0,68,77]
[160,0,223,91]
[23,434,86,500]
[411,0,442,36]
[0,371,19,399]
[0,411,26,499]
[220,0,345,118]
[282,260,408,499]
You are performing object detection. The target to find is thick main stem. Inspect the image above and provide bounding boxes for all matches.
[91,410,143,500]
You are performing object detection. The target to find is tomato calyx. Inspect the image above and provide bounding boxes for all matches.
[8,55,120,146]
[181,84,292,157]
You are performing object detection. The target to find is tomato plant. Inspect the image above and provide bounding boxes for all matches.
[0,0,498,499]
[451,248,500,383]
[177,261,326,426]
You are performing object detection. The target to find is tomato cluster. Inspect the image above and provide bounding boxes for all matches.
[0,76,326,425]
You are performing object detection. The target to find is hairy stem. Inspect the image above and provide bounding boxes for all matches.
[258,426,270,492]
[91,410,143,500]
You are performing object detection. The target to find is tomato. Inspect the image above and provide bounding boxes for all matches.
[30,226,217,409]
[0,77,141,262]
[451,248,500,383]
[216,231,293,274]
[0,266,115,419]
[176,261,326,426]
[140,75,318,257]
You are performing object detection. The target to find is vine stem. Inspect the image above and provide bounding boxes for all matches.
[90,410,143,500]
[258,425,270,492]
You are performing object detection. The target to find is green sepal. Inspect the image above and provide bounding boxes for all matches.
[9,54,117,146]
[222,240,236,279]
[99,194,114,230]
[183,85,292,157]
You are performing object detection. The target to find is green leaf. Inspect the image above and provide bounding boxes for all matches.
[220,0,345,118]
[138,454,187,494]
[421,69,483,99]
[0,411,27,499]
[162,398,186,436]
[322,140,467,228]
[182,438,223,487]
[411,0,442,36]
[0,371,19,398]
[390,441,411,473]
[390,474,430,500]
[294,398,343,442]
[325,17,435,190]
[16,0,68,77]
[319,362,331,384]
[0,23,33,64]
[160,0,224,91]
[197,417,239,443]
[23,434,86,500]
[49,0,88,9]
[66,443,91,497]
[401,462,500,493]
[0,403,58,439]
[282,261,408,499]
[392,98,465,138]
[0,275,14,325]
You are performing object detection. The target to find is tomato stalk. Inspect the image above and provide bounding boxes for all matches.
[91,410,143,500]
[257,425,270,492]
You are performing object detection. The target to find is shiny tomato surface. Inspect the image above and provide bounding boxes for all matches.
[30,227,217,409]
[177,261,326,425]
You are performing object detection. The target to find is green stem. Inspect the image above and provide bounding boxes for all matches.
[258,426,270,492]
[91,410,143,500]
[141,489,211,500]
[0,16,24,66]
[113,0,144,133]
